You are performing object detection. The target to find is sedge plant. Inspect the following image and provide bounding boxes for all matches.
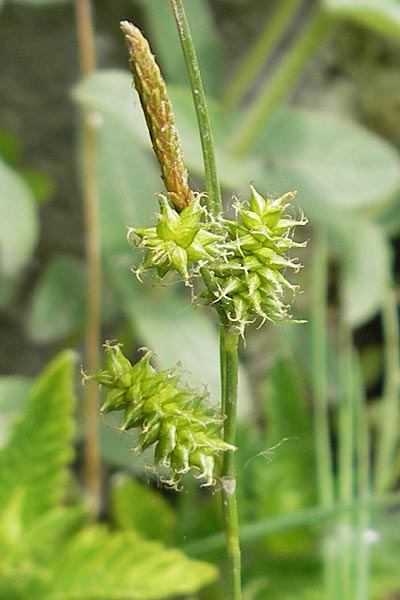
[87,3,306,597]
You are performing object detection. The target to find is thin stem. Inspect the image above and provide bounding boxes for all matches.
[374,285,400,493]
[230,7,333,157]
[169,4,240,596]
[337,295,357,600]
[170,0,222,216]
[223,0,302,111]
[310,228,337,599]
[220,325,241,599]
[75,0,102,517]
[311,228,335,507]
[353,353,372,600]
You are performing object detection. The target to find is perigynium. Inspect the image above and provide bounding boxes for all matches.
[86,342,234,487]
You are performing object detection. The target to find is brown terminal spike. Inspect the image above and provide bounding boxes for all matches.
[120,20,193,212]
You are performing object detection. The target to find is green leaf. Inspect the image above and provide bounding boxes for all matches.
[44,527,217,599]
[0,376,31,449]
[96,113,160,255]
[20,168,55,205]
[28,255,119,342]
[376,192,400,236]
[0,352,76,526]
[0,158,38,277]
[0,129,21,164]
[334,219,391,326]
[28,256,86,342]
[141,0,224,98]
[324,0,400,39]
[111,475,176,543]
[75,72,400,228]
[251,107,400,223]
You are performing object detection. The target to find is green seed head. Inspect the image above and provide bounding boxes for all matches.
[90,342,234,487]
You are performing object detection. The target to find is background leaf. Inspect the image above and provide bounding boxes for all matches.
[334,218,391,326]
[0,158,38,287]
[0,352,76,526]
[324,0,400,40]
[0,376,31,449]
[110,475,176,543]
[44,527,217,600]
[251,107,400,223]
[28,256,86,343]
[141,0,224,98]
[75,73,400,229]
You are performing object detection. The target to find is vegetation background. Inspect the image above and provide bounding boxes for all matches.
[0,0,400,598]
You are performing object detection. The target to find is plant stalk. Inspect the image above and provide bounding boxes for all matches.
[75,0,102,517]
[220,325,241,599]
[337,291,357,600]
[375,284,400,492]
[223,0,302,111]
[170,3,241,596]
[311,228,335,506]
[170,0,222,216]
[353,354,372,600]
[310,228,337,599]
[230,7,333,157]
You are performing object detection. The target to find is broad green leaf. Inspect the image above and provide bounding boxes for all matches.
[324,0,400,39]
[252,107,400,222]
[97,113,160,254]
[376,192,400,236]
[141,0,224,98]
[28,256,86,342]
[28,255,119,342]
[75,72,400,227]
[44,527,217,599]
[334,219,391,326]
[0,376,31,449]
[111,475,176,542]
[0,352,76,526]
[0,158,38,277]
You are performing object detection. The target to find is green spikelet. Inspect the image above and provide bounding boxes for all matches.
[128,195,223,285]
[88,342,234,487]
[206,185,307,336]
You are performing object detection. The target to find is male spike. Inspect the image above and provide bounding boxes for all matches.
[120,20,193,211]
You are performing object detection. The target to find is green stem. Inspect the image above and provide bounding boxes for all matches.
[311,228,335,506]
[220,325,241,599]
[337,293,357,599]
[170,3,241,597]
[223,0,302,111]
[353,353,371,600]
[170,0,222,216]
[310,228,337,599]
[374,285,400,493]
[75,0,102,518]
[230,7,333,157]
